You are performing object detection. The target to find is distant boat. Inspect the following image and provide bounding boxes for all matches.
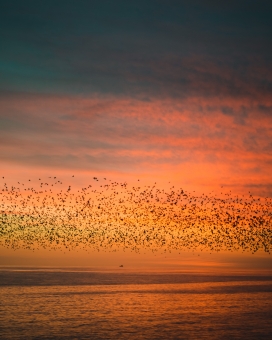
[119,265,124,267]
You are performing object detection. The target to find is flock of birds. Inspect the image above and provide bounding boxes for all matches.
[0,176,271,254]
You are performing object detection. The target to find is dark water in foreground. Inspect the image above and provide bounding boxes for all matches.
[0,269,272,340]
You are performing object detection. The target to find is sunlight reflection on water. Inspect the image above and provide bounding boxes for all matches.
[0,271,272,339]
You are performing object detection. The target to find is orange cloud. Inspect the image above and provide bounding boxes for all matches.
[0,92,271,196]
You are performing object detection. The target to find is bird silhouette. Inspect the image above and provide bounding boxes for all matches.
[0,175,271,254]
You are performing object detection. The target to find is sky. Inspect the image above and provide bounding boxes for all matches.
[0,0,271,272]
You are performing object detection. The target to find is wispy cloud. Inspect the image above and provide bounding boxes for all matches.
[0,92,271,195]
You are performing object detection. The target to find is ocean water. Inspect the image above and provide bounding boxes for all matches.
[0,269,272,340]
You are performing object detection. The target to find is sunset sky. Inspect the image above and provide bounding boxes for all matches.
[0,0,271,271]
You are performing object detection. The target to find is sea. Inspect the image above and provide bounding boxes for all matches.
[0,268,272,340]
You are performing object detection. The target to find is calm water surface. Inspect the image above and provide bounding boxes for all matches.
[0,269,272,339]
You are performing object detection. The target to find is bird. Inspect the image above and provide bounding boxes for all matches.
[0,175,271,255]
